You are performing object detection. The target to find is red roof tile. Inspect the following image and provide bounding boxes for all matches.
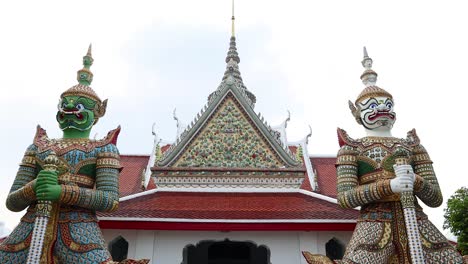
[99,192,357,220]
[161,144,171,153]
[288,145,298,154]
[300,173,313,191]
[310,157,337,198]
[119,155,151,197]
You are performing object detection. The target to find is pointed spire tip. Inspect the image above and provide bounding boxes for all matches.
[360,47,377,86]
[77,44,94,86]
[361,46,373,69]
[87,43,92,56]
[231,0,235,37]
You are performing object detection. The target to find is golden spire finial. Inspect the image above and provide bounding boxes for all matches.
[231,0,235,37]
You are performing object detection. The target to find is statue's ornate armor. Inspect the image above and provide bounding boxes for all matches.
[0,126,121,264]
[336,128,463,264]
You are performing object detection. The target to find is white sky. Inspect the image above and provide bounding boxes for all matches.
[1,0,467,240]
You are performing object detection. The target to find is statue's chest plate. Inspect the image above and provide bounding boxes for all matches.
[361,145,389,164]
[356,138,412,176]
[30,126,120,187]
[35,143,113,187]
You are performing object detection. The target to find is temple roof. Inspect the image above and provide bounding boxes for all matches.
[118,155,337,199]
[99,191,358,221]
[104,8,350,227]
[100,154,355,225]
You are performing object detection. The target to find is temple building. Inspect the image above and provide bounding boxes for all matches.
[97,11,358,264]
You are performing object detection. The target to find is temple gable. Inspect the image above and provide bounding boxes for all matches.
[174,93,285,168]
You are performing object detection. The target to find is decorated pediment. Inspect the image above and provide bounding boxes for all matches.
[174,94,286,168]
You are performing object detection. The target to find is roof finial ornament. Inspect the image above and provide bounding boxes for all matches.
[305,125,312,144]
[231,0,235,37]
[360,46,378,87]
[207,1,256,106]
[77,43,94,86]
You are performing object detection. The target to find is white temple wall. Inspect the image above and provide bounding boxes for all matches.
[102,229,353,264]
[135,230,155,261]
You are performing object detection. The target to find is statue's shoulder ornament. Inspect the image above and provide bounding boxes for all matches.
[33,125,50,150]
[97,125,121,147]
[33,125,121,155]
[336,128,360,166]
[404,128,420,147]
[337,128,360,148]
[404,129,431,162]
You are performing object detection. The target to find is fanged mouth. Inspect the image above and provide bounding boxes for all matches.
[59,109,84,120]
[368,111,395,121]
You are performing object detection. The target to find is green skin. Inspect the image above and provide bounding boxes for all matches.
[34,95,97,201]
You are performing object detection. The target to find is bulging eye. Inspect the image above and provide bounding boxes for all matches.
[386,102,393,108]
[76,104,84,110]
[62,102,67,108]
[369,103,377,109]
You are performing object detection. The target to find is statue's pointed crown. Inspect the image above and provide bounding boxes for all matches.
[355,47,392,104]
[355,86,393,104]
[60,44,102,103]
[349,47,393,124]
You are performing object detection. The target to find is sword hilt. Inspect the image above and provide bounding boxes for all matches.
[36,151,59,217]
[27,152,60,264]
[394,147,415,208]
[43,151,59,172]
[394,147,409,165]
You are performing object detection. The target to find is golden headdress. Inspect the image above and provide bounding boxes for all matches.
[60,44,107,119]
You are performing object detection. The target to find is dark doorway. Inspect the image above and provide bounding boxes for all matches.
[108,235,129,262]
[182,239,271,264]
[325,237,345,260]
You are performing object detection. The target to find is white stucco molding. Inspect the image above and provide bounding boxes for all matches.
[120,189,159,202]
[309,154,337,158]
[297,189,338,204]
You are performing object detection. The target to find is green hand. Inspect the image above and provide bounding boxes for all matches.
[36,184,62,201]
[35,170,58,191]
[35,170,61,201]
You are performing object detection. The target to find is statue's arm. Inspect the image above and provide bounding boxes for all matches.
[58,144,121,212]
[6,145,38,212]
[412,144,443,207]
[336,145,394,208]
